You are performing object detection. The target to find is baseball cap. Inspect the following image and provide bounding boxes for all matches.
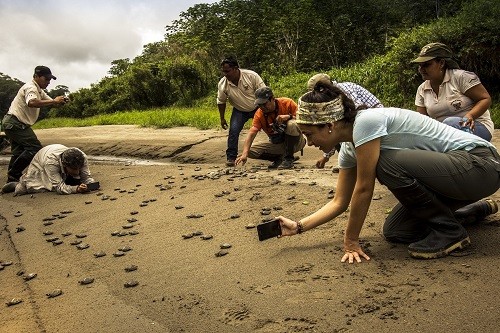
[307,73,333,91]
[411,43,460,68]
[34,65,57,80]
[255,86,273,105]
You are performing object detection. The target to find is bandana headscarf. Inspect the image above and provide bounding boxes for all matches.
[296,96,345,125]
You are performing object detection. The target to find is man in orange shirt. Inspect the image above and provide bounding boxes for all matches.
[235,87,305,169]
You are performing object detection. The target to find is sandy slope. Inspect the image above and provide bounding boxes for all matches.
[1,125,499,333]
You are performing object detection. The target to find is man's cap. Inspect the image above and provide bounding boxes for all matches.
[34,65,57,80]
[307,73,333,91]
[411,42,460,68]
[254,86,273,105]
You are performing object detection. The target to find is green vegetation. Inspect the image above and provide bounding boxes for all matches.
[34,106,223,130]
[2,0,499,129]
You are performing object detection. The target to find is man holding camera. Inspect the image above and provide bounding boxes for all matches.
[1,144,96,196]
[235,86,305,169]
[2,65,69,184]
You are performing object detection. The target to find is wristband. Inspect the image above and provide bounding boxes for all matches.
[297,221,304,234]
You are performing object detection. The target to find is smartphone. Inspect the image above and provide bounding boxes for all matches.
[257,218,282,241]
[86,181,100,191]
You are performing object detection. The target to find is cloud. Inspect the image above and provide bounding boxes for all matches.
[0,0,217,91]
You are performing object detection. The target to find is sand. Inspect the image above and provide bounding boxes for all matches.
[1,125,499,333]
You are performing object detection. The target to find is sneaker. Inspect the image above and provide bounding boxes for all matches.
[278,159,294,169]
[268,157,283,169]
[1,182,18,194]
[226,160,235,167]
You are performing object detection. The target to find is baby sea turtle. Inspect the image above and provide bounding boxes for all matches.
[75,233,87,239]
[139,203,148,207]
[111,231,120,236]
[130,211,139,215]
[42,217,56,221]
[23,273,37,281]
[6,298,23,307]
[175,205,184,210]
[127,218,137,223]
[182,233,194,239]
[46,237,59,243]
[76,243,90,250]
[16,226,26,233]
[124,280,139,288]
[192,231,203,236]
[46,289,63,298]
[215,250,229,257]
[1,261,13,266]
[220,243,232,249]
[200,235,213,240]
[230,214,240,219]
[227,198,237,202]
[70,240,82,246]
[52,239,64,246]
[124,265,138,272]
[118,231,129,237]
[78,277,95,285]
[149,198,157,202]
[110,197,117,201]
[85,201,92,205]
[61,232,72,237]
[43,230,54,236]
[113,252,125,257]
[122,224,134,229]
[14,212,23,217]
[60,210,73,214]
[245,224,256,229]
[43,221,54,226]
[57,215,67,219]
[93,251,106,258]
[128,230,139,236]
[118,245,132,252]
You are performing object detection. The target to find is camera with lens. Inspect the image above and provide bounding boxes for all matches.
[269,122,286,144]
[272,122,286,134]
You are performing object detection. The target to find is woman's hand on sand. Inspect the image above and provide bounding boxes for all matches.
[276,216,298,236]
[341,238,370,264]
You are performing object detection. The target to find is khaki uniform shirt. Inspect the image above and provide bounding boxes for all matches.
[415,69,494,135]
[18,144,94,195]
[7,79,52,125]
[217,69,265,112]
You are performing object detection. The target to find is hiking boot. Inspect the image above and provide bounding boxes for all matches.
[1,182,18,194]
[225,160,235,167]
[268,157,283,169]
[278,158,294,169]
[454,198,498,224]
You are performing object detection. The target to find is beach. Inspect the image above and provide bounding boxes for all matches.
[1,125,500,333]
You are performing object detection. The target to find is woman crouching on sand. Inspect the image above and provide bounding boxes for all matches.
[277,80,500,263]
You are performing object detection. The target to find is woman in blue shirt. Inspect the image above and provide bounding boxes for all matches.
[277,80,500,262]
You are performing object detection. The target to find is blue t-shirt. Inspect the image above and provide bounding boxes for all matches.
[338,107,495,168]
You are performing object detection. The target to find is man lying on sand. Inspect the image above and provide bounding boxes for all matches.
[1,144,97,196]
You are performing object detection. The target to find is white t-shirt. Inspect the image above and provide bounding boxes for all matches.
[338,107,495,168]
[415,69,494,135]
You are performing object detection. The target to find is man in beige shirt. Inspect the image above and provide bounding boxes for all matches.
[1,144,96,196]
[2,66,68,183]
[217,56,265,166]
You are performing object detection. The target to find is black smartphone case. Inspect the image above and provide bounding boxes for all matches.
[257,219,282,241]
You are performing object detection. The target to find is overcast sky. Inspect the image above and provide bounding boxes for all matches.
[0,0,218,92]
